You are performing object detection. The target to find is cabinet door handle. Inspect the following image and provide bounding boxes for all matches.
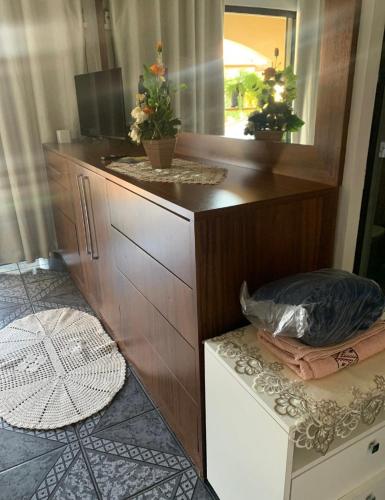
[77,174,91,255]
[83,176,99,260]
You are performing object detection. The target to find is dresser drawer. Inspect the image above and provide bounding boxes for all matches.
[341,469,385,500]
[112,226,196,346]
[116,270,200,464]
[291,425,385,500]
[107,181,193,286]
[48,174,74,222]
[117,270,197,401]
[45,151,70,190]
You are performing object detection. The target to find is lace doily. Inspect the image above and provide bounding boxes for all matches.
[0,308,125,429]
[107,157,227,185]
[209,325,385,456]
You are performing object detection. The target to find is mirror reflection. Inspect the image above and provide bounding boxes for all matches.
[82,0,324,145]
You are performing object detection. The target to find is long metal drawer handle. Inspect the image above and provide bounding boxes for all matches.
[77,174,91,255]
[83,176,99,260]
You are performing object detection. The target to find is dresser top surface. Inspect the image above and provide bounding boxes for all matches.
[45,140,334,216]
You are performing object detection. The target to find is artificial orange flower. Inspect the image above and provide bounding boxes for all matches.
[156,41,163,52]
[150,63,165,76]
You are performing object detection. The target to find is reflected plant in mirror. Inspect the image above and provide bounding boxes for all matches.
[244,58,304,142]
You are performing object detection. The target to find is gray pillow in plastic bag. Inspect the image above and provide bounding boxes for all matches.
[240,269,385,347]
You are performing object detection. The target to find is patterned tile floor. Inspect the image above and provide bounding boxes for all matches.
[0,260,217,500]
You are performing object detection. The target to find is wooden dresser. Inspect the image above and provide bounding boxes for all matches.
[44,138,338,474]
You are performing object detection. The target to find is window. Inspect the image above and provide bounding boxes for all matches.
[224,6,296,138]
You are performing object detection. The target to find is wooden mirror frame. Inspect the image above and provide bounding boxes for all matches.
[175,0,361,187]
[96,0,361,187]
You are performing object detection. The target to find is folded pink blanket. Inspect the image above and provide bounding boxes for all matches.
[257,320,385,380]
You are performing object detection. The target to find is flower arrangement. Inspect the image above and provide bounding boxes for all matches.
[129,43,185,145]
[244,58,304,139]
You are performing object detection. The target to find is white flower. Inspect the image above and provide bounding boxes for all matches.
[131,106,148,124]
[129,124,141,144]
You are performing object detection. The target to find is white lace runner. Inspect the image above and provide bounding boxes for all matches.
[209,325,385,455]
[0,308,125,429]
[107,157,227,185]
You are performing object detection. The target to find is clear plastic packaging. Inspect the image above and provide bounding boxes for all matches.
[240,269,385,347]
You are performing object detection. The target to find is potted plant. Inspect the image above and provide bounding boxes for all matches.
[244,65,304,141]
[129,43,185,168]
[225,71,265,110]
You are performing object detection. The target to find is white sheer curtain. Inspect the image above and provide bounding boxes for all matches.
[293,0,324,145]
[109,0,225,135]
[0,0,85,264]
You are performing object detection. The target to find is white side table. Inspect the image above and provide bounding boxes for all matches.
[205,325,385,500]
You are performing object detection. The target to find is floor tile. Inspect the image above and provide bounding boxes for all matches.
[77,409,107,439]
[82,434,190,471]
[0,446,64,500]
[19,267,68,285]
[134,467,207,500]
[92,372,154,433]
[0,274,28,300]
[132,475,180,499]
[31,301,93,315]
[92,409,183,456]
[0,417,77,445]
[0,428,64,472]
[51,454,98,499]
[26,275,91,312]
[0,297,33,329]
[25,276,81,303]
[86,448,176,499]
[31,441,81,500]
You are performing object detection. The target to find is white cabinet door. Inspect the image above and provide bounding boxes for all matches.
[205,347,292,500]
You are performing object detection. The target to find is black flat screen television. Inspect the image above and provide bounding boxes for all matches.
[75,68,126,139]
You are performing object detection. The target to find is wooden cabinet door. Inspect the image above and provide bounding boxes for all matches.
[69,162,100,309]
[69,161,119,332]
[46,156,86,291]
[83,168,119,333]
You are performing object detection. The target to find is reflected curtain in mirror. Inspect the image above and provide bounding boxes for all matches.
[293,0,323,145]
[0,0,85,264]
[109,0,225,135]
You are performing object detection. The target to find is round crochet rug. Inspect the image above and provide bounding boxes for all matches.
[0,308,126,429]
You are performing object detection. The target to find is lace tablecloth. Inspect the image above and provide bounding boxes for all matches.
[206,324,385,455]
[107,157,227,185]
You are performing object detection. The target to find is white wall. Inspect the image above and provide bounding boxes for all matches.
[333,0,385,271]
[224,0,297,12]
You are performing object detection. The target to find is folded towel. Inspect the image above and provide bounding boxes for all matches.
[257,320,385,380]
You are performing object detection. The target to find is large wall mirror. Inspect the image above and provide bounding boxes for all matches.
[82,0,359,185]
[82,0,324,146]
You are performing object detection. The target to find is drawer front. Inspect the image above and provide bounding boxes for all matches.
[118,270,197,401]
[112,226,196,346]
[107,181,193,286]
[116,271,200,463]
[291,425,385,500]
[48,173,74,222]
[341,469,385,500]
[45,150,70,190]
